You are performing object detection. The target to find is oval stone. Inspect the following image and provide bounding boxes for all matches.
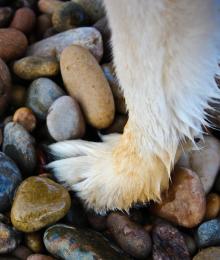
[13,56,59,80]
[0,152,22,212]
[47,96,85,141]
[61,45,115,129]
[11,176,71,232]
[26,78,64,120]
[3,122,37,175]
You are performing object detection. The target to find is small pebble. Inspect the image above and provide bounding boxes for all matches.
[3,122,37,175]
[61,45,115,128]
[13,56,59,80]
[26,78,64,120]
[193,247,220,260]
[44,224,129,259]
[0,152,22,212]
[11,176,71,232]
[27,27,103,61]
[0,222,22,254]
[13,107,37,132]
[36,14,52,39]
[195,219,220,248]
[47,96,85,141]
[0,28,28,61]
[25,232,44,253]
[38,0,63,15]
[152,222,190,260]
[205,193,220,220]
[10,7,36,34]
[107,212,152,259]
[0,7,13,28]
[150,167,206,228]
[52,1,90,32]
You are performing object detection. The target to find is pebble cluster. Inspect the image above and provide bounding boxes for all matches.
[0,0,220,259]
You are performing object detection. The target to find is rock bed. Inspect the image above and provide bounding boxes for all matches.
[0,0,220,259]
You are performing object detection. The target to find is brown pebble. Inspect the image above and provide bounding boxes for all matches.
[0,28,28,61]
[38,0,63,15]
[27,254,55,260]
[12,245,33,260]
[10,7,36,34]
[37,14,52,39]
[13,107,37,132]
[25,232,44,253]
[205,193,220,220]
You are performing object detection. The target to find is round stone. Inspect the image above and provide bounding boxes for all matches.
[47,96,85,141]
[150,167,206,228]
[13,56,59,80]
[25,232,44,253]
[3,122,37,175]
[61,45,115,129]
[26,78,64,120]
[0,152,22,212]
[11,176,71,232]
[13,107,37,132]
[44,224,129,259]
[0,28,28,61]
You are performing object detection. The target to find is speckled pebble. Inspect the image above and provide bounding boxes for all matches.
[26,78,64,120]
[0,152,22,212]
[3,122,37,175]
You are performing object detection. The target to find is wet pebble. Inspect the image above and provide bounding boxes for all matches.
[150,167,206,228]
[0,28,28,61]
[0,222,22,254]
[52,1,90,32]
[195,219,220,248]
[47,96,85,141]
[27,27,103,61]
[25,232,44,253]
[10,7,36,34]
[3,122,37,175]
[44,224,129,259]
[26,78,64,120]
[193,247,220,260]
[0,7,13,28]
[152,222,190,260]
[205,193,220,220]
[107,212,152,259]
[11,176,71,232]
[13,107,37,132]
[0,152,22,212]
[61,45,115,129]
[13,56,59,80]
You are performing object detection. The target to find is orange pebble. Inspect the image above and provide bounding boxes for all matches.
[205,193,220,220]
[13,107,36,132]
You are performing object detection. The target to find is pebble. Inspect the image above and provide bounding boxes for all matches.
[26,78,64,120]
[12,245,33,260]
[36,14,52,39]
[10,7,36,34]
[27,27,103,61]
[13,56,59,80]
[27,254,55,260]
[25,232,44,253]
[52,1,90,32]
[3,122,37,175]
[150,167,206,228]
[0,222,22,254]
[11,85,27,108]
[38,0,63,15]
[11,176,71,232]
[0,152,22,212]
[61,45,115,128]
[0,7,13,28]
[0,58,11,116]
[46,96,85,141]
[205,193,220,220]
[193,247,220,260]
[177,136,220,193]
[72,0,105,22]
[102,114,128,134]
[195,219,220,248]
[13,107,37,132]
[0,28,28,61]
[102,63,127,114]
[44,224,129,259]
[152,222,190,260]
[107,212,152,259]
